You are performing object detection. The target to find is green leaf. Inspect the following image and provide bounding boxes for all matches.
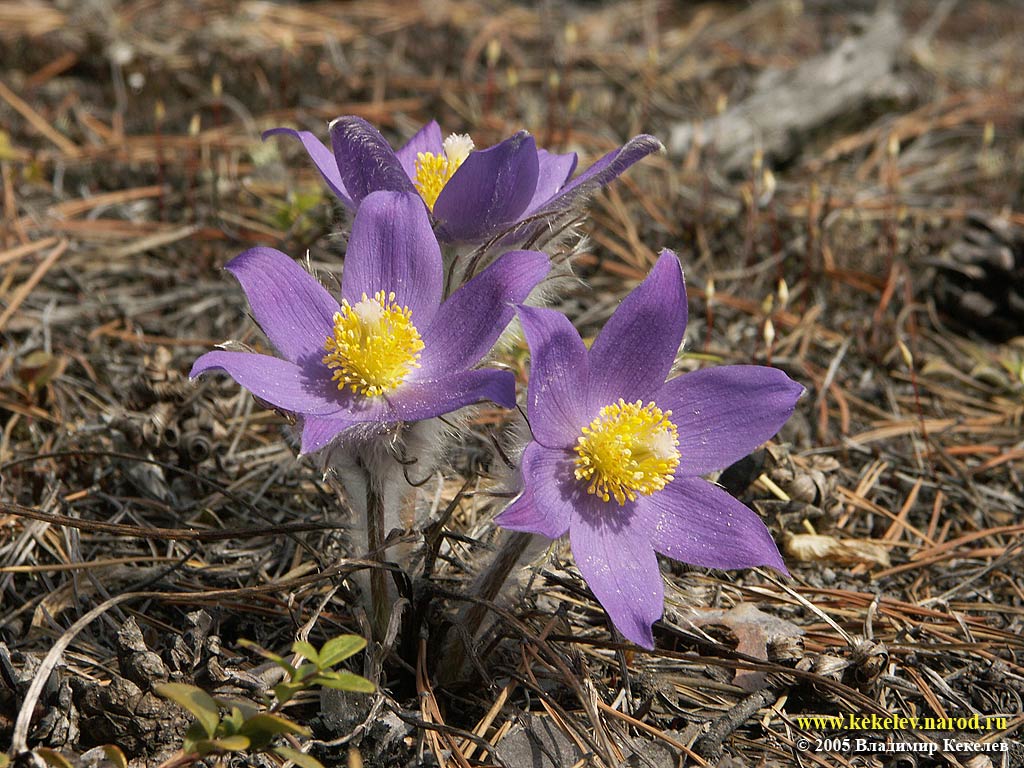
[240,712,311,750]
[34,749,74,768]
[313,670,375,694]
[293,662,319,683]
[317,635,367,668]
[273,681,304,706]
[101,745,129,768]
[292,640,320,664]
[183,720,211,754]
[238,639,297,676]
[221,707,245,735]
[216,698,261,723]
[210,735,250,752]
[274,746,327,768]
[241,712,311,737]
[155,682,221,738]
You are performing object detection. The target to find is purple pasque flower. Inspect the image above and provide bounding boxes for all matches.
[264,116,662,245]
[495,251,804,649]
[191,191,549,455]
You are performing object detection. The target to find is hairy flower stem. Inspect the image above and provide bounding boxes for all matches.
[438,529,537,684]
[365,480,391,643]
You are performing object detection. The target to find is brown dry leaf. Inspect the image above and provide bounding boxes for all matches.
[784,532,891,568]
[687,603,804,691]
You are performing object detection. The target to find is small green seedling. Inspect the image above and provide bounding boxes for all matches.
[155,633,373,768]
[239,633,375,706]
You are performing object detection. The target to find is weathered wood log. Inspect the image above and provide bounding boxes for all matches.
[669,7,909,172]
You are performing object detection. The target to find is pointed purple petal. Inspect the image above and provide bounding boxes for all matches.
[587,250,687,408]
[190,351,343,416]
[516,305,591,449]
[417,250,549,376]
[224,247,339,365]
[531,134,662,216]
[493,442,575,540]
[329,116,418,202]
[639,477,788,575]
[394,121,443,180]
[262,127,354,208]
[569,504,662,648]
[656,365,804,476]
[341,191,443,326]
[389,369,517,421]
[433,132,540,243]
[525,149,578,212]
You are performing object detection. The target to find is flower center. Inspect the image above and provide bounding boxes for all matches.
[322,290,424,397]
[413,133,474,211]
[574,399,680,505]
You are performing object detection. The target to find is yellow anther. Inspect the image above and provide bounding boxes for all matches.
[574,399,680,505]
[322,291,424,397]
[413,133,474,211]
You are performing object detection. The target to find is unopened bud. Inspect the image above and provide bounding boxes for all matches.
[887,133,900,158]
[211,73,223,98]
[778,278,790,307]
[486,38,501,66]
[705,278,715,301]
[763,318,776,347]
[897,339,914,368]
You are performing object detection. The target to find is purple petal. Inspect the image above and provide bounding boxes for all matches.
[302,369,517,448]
[224,247,339,365]
[433,132,540,243]
[516,305,591,449]
[587,250,687,408]
[300,415,356,455]
[388,368,518,420]
[569,503,662,648]
[262,127,353,208]
[329,116,418,202]
[190,351,344,416]
[525,149,578,213]
[394,121,443,180]
[639,477,788,574]
[416,250,549,376]
[656,365,804,476]
[530,134,662,216]
[341,191,443,326]
[493,442,575,540]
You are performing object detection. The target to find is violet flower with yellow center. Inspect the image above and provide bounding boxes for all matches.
[495,251,804,648]
[190,191,549,454]
[264,116,661,245]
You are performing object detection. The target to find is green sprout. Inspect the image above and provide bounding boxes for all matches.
[154,634,373,768]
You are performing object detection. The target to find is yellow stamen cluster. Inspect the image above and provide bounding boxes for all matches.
[322,291,424,397]
[574,399,680,505]
[413,133,474,211]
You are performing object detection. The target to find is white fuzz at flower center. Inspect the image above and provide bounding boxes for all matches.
[322,290,424,397]
[413,133,475,211]
[574,399,680,505]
